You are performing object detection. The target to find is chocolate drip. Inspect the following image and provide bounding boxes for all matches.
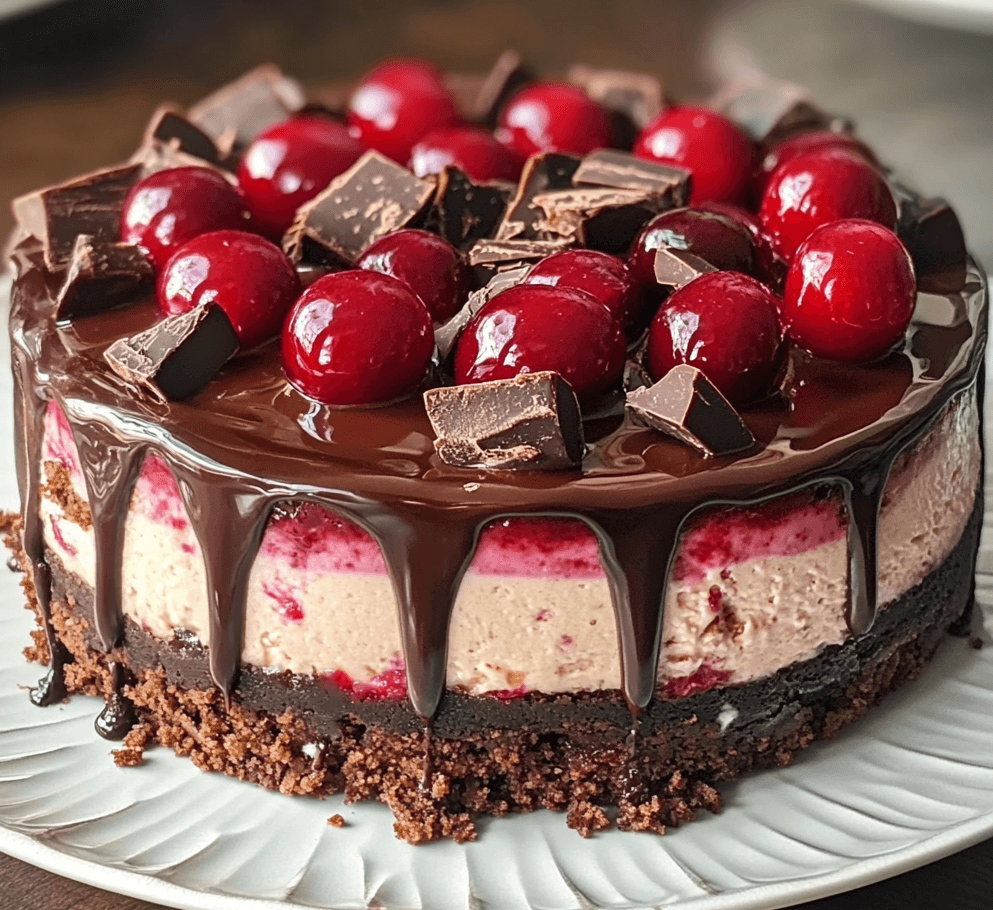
[95,661,137,739]
[65,412,146,650]
[840,463,891,636]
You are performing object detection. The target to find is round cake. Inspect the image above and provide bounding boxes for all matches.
[5,55,985,842]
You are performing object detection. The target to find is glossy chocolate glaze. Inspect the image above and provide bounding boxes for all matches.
[9,237,987,726]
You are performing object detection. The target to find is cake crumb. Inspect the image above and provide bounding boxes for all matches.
[566,800,609,837]
[970,636,983,650]
[327,813,345,828]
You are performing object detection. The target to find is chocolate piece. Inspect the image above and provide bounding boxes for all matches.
[467,237,572,286]
[470,50,534,125]
[11,164,142,272]
[567,65,664,148]
[626,365,754,457]
[424,371,585,470]
[434,265,531,360]
[56,235,154,321]
[141,104,221,164]
[573,149,691,203]
[711,78,833,144]
[496,153,582,241]
[187,65,305,154]
[431,166,511,251]
[104,305,240,401]
[531,185,671,255]
[296,262,334,289]
[898,196,967,294]
[654,247,716,291]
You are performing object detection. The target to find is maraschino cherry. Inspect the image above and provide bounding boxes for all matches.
[754,130,877,197]
[496,82,612,159]
[646,271,783,406]
[454,284,626,401]
[121,167,250,269]
[355,229,469,324]
[158,230,300,349]
[282,270,434,406]
[237,115,363,238]
[409,126,524,183]
[781,219,916,362]
[347,59,461,164]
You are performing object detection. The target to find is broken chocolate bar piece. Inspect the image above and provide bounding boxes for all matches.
[187,65,305,154]
[467,237,573,286]
[496,153,582,240]
[470,50,535,125]
[573,149,691,203]
[12,164,143,272]
[424,371,585,470]
[435,264,531,360]
[104,305,239,401]
[898,196,967,294]
[711,78,833,144]
[654,247,717,291]
[283,151,435,266]
[430,166,511,251]
[56,235,154,321]
[626,365,754,457]
[141,104,221,164]
[567,65,664,147]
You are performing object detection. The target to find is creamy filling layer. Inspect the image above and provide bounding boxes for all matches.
[38,386,980,698]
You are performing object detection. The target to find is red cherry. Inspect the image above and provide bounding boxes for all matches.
[759,148,897,263]
[628,208,756,287]
[454,284,626,401]
[754,130,877,198]
[694,200,785,289]
[495,82,612,159]
[157,230,300,349]
[121,167,249,270]
[782,219,916,362]
[409,126,524,183]
[524,250,644,328]
[646,271,783,406]
[347,59,461,164]
[282,270,433,405]
[355,229,469,324]
[237,115,363,238]
[634,106,754,206]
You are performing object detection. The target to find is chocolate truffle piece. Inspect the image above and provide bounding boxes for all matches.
[11,164,143,272]
[470,50,535,125]
[573,149,691,202]
[187,65,305,154]
[425,371,585,470]
[56,235,154,321]
[283,151,435,266]
[430,166,511,251]
[626,365,754,457]
[496,153,582,240]
[898,196,967,294]
[711,78,834,144]
[654,248,717,291]
[104,305,240,402]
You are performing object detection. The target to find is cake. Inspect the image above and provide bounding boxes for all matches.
[5,55,984,843]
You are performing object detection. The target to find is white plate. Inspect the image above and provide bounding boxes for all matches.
[850,0,993,34]
[1,274,992,910]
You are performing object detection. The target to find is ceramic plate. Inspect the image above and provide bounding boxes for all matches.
[851,0,993,34]
[1,274,992,910]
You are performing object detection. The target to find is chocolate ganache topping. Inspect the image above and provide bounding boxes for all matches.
[7,59,987,741]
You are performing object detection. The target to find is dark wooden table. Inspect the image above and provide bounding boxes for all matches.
[1,0,991,907]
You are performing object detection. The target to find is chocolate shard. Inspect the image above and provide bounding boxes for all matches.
[496,153,582,241]
[467,237,573,286]
[11,163,143,272]
[187,65,305,154]
[435,264,531,360]
[531,185,671,255]
[469,50,535,125]
[573,149,691,204]
[898,196,967,294]
[430,166,511,251]
[626,365,754,458]
[567,65,664,148]
[654,247,717,291]
[104,305,239,401]
[140,104,221,164]
[283,151,435,266]
[424,371,585,470]
[711,78,834,144]
[56,235,154,321]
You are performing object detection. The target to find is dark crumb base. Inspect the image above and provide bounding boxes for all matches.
[6,498,982,844]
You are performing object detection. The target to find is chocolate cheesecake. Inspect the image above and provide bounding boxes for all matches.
[6,57,985,842]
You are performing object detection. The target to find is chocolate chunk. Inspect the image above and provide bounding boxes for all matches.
[898,196,967,294]
[626,365,754,457]
[104,305,239,401]
[424,372,585,470]
[56,235,154,321]
[296,262,334,289]
[435,265,531,360]
[470,50,535,125]
[531,185,672,255]
[283,151,435,266]
[654,247,716,291]
[567,65,664,147]
[430,166,511,251]
[467,237,573,286]
[573,149,691,203]
[187,65,305,154]
[496,153,582,241]
[11,163,143,272]
[711,78,833,144]
[141,104,221,164]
